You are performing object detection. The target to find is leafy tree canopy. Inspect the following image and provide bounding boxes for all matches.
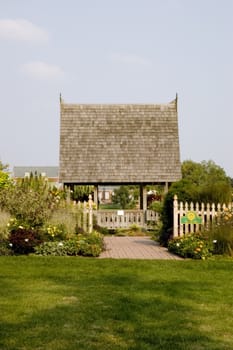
[112,186,136,209]
[182,160,230,186]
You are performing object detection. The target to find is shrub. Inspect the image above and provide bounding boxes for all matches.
[43,224,66,241]
[0,174,61,229]
[9,228,42,255]
[34,231,104,257]
[168,232,213,259]
[34,241,79,256]
[0,240,13,255]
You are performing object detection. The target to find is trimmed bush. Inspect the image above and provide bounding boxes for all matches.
[168,232,213,259]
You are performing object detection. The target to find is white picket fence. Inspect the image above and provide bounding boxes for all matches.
[173,195,233,237]
[75,196,160,231]
[95,209,159,229]
[74,195,93,233]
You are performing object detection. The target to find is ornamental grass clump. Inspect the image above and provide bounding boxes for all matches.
[205,207,233,256]
[168,232,213,259]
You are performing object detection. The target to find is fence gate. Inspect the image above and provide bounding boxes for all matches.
[95,209,159,229]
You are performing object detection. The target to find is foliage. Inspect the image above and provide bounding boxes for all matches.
[148,200,163,213]
[44,203,79,240]
[0,170,12,190]
[34,231,104,257]
[182,160,232,203]
[70,185,94,202]
[0,174,60,228]
[160,160,232,245]
[115,224,147,236]
[0,210,11,240]
[43,224,66,241]
[9,227,42,255]
[203,207,233,256]
[112,185,136,209]
[0,240,13,255]
[168,232,213,259]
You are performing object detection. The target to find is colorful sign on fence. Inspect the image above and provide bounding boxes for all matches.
[181,211,202,224]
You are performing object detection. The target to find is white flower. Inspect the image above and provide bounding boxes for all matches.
[58,242,63,246]
[19,225,24,229]
[25,238,29,242]
[213,240,217,243]
[176,243,180,247]
[9,243,13,247]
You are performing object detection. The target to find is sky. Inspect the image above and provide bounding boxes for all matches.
[0,0,233,177]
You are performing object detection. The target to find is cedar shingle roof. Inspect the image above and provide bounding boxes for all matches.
[59,98,181,184]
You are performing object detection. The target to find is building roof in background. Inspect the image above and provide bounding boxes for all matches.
[59,97,181,184]
[13,166,59,178]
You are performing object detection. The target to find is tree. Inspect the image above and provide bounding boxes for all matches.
[181,160,232,203]
[112,186,136,209]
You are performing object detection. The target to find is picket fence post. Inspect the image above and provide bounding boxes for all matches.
[173,195,178,237]
[88,194,93,233]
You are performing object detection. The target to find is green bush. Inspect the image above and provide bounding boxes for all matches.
[0,174,61,229]
[34,240,80,256]
[168,232,213,259]
[34,231,104,257]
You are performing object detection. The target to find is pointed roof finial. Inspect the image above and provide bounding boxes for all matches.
[60,93,63,104]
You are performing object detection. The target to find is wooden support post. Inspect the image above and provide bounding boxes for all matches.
[140,185,147,211]
[93,185,98,208]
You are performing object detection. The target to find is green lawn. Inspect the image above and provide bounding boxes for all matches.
[1,257,233,350]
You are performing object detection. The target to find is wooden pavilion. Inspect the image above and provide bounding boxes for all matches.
[59,95,181,211]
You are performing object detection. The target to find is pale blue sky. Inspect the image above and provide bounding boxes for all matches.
[0,0,233,176]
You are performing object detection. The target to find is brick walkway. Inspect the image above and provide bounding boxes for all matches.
[99,236,181,260]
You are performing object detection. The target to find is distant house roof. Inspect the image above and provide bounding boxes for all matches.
[59,97,181,184]
[13,166,59,179]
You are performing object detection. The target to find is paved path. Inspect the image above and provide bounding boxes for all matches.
[99,236,181,260]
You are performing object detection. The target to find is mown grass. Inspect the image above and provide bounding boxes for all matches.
[0,257,233,349]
